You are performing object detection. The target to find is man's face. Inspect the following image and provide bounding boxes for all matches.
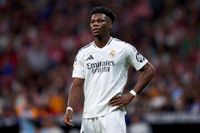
[90,13,112,37]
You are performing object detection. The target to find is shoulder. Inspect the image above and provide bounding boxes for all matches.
[79,42,93,51]
[112,37,137,52]
[77,42,94,55]
[112,37,125,44]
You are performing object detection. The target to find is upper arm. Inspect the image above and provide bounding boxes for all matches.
[72,51,85,79]
[125,43,148,70]
[139,62,155,75]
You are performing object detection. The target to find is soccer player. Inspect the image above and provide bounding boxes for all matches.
[63,6,155,133]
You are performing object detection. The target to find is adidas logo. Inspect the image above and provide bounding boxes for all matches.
[86,55,94,60]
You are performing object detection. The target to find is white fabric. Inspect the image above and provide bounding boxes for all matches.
[128,123,152,133]
[80,110,126,133]
[72,37,148,118]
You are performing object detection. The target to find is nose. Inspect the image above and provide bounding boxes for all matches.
[92,21,99,27]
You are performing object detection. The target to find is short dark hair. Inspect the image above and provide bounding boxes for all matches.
[91,6,115,23]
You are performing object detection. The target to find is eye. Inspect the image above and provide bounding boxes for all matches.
[98,19,105,22]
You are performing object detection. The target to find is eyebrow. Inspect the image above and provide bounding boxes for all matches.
[91,14,109,21]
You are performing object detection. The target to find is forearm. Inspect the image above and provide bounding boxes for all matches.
[133,62,155,94]
[110,63,155,107]
[67,78,84,110]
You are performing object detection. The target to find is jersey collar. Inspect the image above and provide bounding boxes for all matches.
[93,37,113,49]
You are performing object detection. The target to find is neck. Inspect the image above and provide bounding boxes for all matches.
[94,35,111,48]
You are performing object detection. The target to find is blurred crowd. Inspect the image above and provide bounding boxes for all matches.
[0,0,199,132]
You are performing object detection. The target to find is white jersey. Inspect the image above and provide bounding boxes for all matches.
[72,37,148,118]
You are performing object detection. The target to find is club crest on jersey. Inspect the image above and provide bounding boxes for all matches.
[136,52,145,62]
[109,49,116,58]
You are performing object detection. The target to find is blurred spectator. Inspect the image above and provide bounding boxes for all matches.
[128,114,153,133]
[39,118,64,133]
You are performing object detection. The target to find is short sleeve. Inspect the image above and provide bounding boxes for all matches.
[72,51,85,79]
[126,43,148,71]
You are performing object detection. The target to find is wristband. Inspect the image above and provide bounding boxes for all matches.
[129,90,137,96]
[66,107,73,112]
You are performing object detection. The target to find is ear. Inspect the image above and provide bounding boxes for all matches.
[108,21,112,29]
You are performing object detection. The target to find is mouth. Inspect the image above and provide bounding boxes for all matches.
[92,28,100,34]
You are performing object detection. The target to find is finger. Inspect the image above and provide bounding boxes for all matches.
[109,97,121,105]
[65,121,74,126]
[110,100,122,106]
[110,96,120,101]
[64,118,74,126]
[109,97,120,104]
[63,115,74,126]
